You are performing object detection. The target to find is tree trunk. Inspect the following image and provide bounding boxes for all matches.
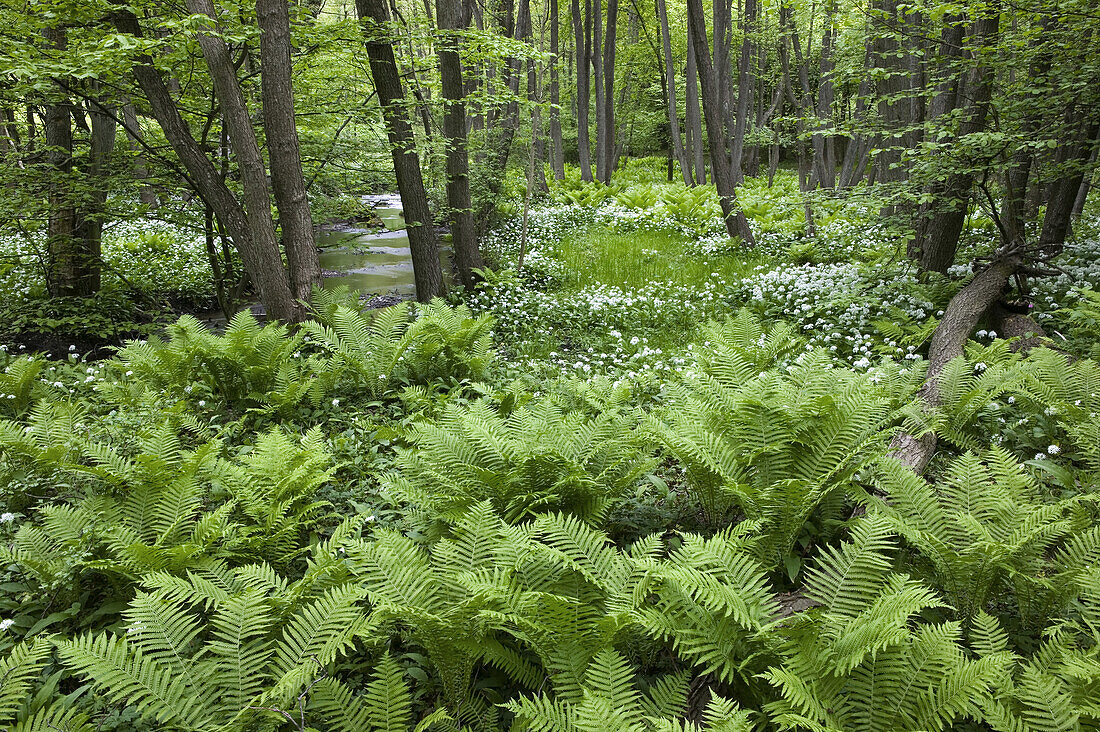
[686,0,754,244]
[685,27,705,184]
[357,0,445,301]
[43,81,78,296]
[573,0,593,180]
[599,0,618,183]
[592,0,606,182]
[729,0,757,184]
[1039,121,1100,257]
[121,101,159,207]
[915,9,999,273]
[111,10,297,320]
[187,0,301,320]
[70,95,117,296]
[657,0,691,186]
[437,0,484,287]
[257,0,321,310]
[1071,127,1100,217]
[549,0,565,179]
[891,256,1021,474]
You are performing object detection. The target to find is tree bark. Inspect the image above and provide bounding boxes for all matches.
[599,0,618,182]
[914,9,999,273]
[686,0,754,243]
[357,0,445,301]
[892,255,1022,474]
[685,26,705,184]
[572,0,593,180]
[70,95,117,296]
[729,0,757,185]
[43,79,78,296]
[657,0,691,186]
[187,0,302,319]
[121,100,159,207]
[437,0,484,287]
[549,0,565,179]
[111,10,297,321]
[257,0,321,310]
[592,0,606,182]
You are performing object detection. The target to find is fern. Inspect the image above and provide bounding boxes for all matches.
[761,516,1008,732]
[871,449,1096,625]
[303,297,494,397]
[116,311,323,415]
[632,525,778,692]
[506,650,754,731]
[309,653,452,731]
[387,396,654,524]
[653,348,892,566]
[57,566,371,729]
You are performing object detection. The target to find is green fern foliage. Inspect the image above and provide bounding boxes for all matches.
[304,297,493,396]
[116,311,324,415]
[3,424,335,583]
[506,650,754,731]
[309,653,452,731]
[871,449,1099,624]
[56,567,370,729]
[0,354,45,418]
[632,525,778,690]
[653,348,891,565]
[762,516,1008,732]
[386,396,654,523]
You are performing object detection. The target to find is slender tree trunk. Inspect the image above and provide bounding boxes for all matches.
[71,95,117,296]
[915,9,1000,273]
[573,0,593,180]
[357,0,445,301]
[1039,121,1100,257]
[437,0,484,287]
[1071,127,1100,217]
[657,0,691,185]
[121,101,159,207]
[730,0,756,184]
[43,78,77,296]
[187,0,301,319]
[549,0,565,179]
[257,0,321,309]
[815,0,837,188]
[685,27,705,184]
[599,0,618,182]
[592,0,606,181]
[111,10,297,320]
[686,0,754,244]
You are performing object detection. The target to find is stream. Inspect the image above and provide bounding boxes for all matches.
[316,193,449,298]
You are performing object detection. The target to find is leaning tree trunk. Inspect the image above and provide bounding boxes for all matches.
[257,0,321,311]
[437,0,484,287]
[686,0,754,243]
[891,254,1022,474]
[111,10,297,320]
[357,0,445,301]
[187,0,301,321]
